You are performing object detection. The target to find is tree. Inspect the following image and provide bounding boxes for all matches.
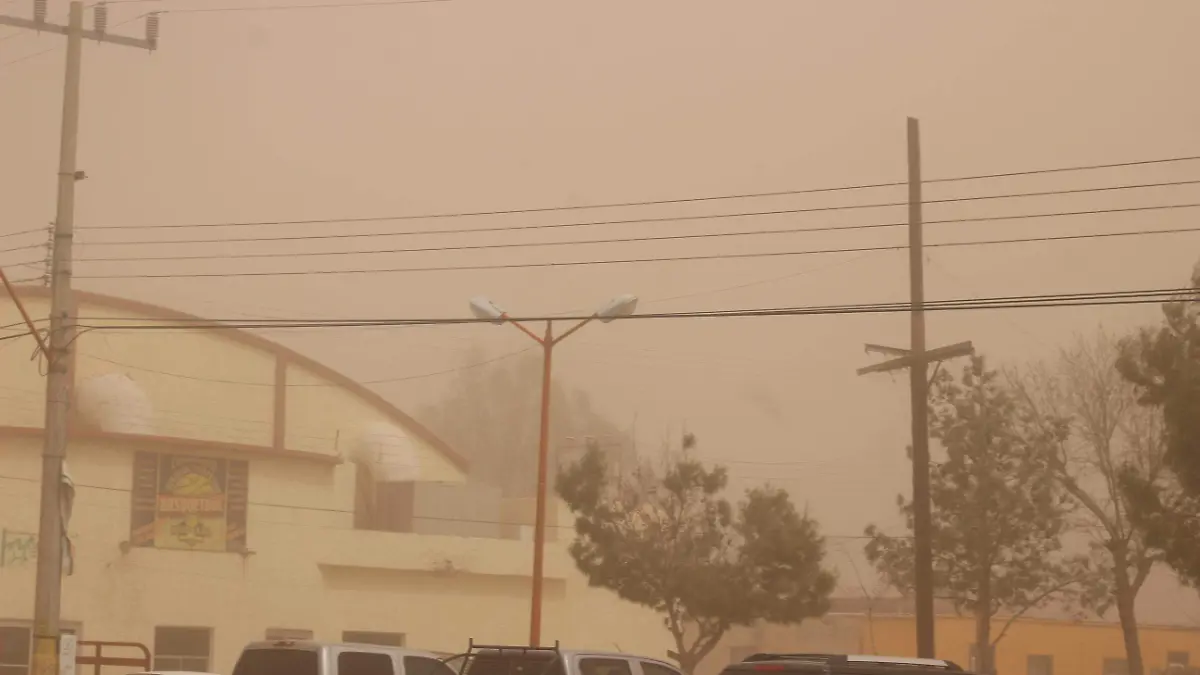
[1009,329,1166,675]
[556,436,836,675]
[419,346,635,496]
[864,356,1083,675]
[1116,263,1200,586]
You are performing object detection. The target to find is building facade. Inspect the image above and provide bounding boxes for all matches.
[0,288,672,675]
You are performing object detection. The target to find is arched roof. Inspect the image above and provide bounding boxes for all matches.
[7,285,469,472]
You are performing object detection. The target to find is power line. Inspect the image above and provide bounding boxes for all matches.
[81,346,536,387]
[0,227,43,240]
[79,219,907,260]
[78,156,1200,233]
[641,251,880,307]
[0,242,44,255]
[79,177,1200,242]
[80,200,907,245]
[160,0,448,12]
[0,473,897,537]
[0,1,443,71]
[70,202,1200,263]
[71,222,1200,278]
[0,12,144,70]
[923,155,1200,185]
[50,288,1196,334]
[0,44,55,68]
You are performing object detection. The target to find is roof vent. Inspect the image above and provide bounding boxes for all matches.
[75,372,156,434]
[351,421,421,482]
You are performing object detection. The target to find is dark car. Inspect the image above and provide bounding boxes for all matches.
[720,654,971,675]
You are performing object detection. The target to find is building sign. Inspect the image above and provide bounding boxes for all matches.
[130,452,249,552]
[59,632,77,675]
[0,529,37,566]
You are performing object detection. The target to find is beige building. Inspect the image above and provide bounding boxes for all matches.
[0,287,671,675]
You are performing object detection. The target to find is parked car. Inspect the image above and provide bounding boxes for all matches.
[440,640,683,675]
[721,654,970,675]
[233,640,455,675]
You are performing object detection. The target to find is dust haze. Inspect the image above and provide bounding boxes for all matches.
[4,0,1200,667]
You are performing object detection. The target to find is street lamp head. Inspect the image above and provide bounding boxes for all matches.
[595,294,638,323]
[469,296,507,324]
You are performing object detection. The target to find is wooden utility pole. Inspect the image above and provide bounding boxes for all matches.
[856,118,974,659]
[0,4,157,675]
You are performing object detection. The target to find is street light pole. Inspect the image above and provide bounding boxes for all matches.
[530,320,553,647]
[469,295,637,647]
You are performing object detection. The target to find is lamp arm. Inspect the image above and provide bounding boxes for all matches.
[504,315,547,344]
[552,315,596,345]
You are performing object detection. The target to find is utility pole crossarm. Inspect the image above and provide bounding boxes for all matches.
[864,343,911,358]
[856,341,975,376]
[0,14,156,50]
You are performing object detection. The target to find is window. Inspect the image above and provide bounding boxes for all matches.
[1028,655,1053,675]
[580,659,634,675]
[342,632,405,647]
[353,462,416,534]
[154,627,212,672]
[0,627,30,675]
[265,628,313,641]
[234,648,319,675]
[1169,654,1190,667]
[641,662,682,675]
[1103,659,1129,675]
[465,653,564,675]
[405,656,457,675]
[338,652,394,675]
[0,626,78,675]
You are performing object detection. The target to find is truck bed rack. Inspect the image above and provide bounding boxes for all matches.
[442,639,565,675]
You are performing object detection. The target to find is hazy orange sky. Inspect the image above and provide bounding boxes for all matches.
[4,0,1200,622]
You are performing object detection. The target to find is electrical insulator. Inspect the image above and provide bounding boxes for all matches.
[145,12,160,47]
[94,2,108,34]
[33,0,46,23]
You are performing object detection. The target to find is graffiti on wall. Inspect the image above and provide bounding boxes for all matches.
[0,529,37,567]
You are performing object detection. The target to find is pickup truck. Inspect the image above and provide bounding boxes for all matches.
[438,640,683,675]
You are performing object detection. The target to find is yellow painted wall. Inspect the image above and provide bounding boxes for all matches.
[705,614,1200,675]
[0,291,672,674]
[871,615,1200,675]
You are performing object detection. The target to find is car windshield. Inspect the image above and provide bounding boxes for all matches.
[233,649,320,675]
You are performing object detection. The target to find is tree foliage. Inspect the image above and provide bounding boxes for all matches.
[1010,329,1166,675]
[419,347,635,496]
[864,356,1084,674]
[1116,264,1200,586]
[556,437,835,675]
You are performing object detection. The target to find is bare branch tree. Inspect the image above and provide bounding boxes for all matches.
[1009,327,1167,675]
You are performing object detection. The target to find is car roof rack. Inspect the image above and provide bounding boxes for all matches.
[442,639,565,675]
[743,655,844,664]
